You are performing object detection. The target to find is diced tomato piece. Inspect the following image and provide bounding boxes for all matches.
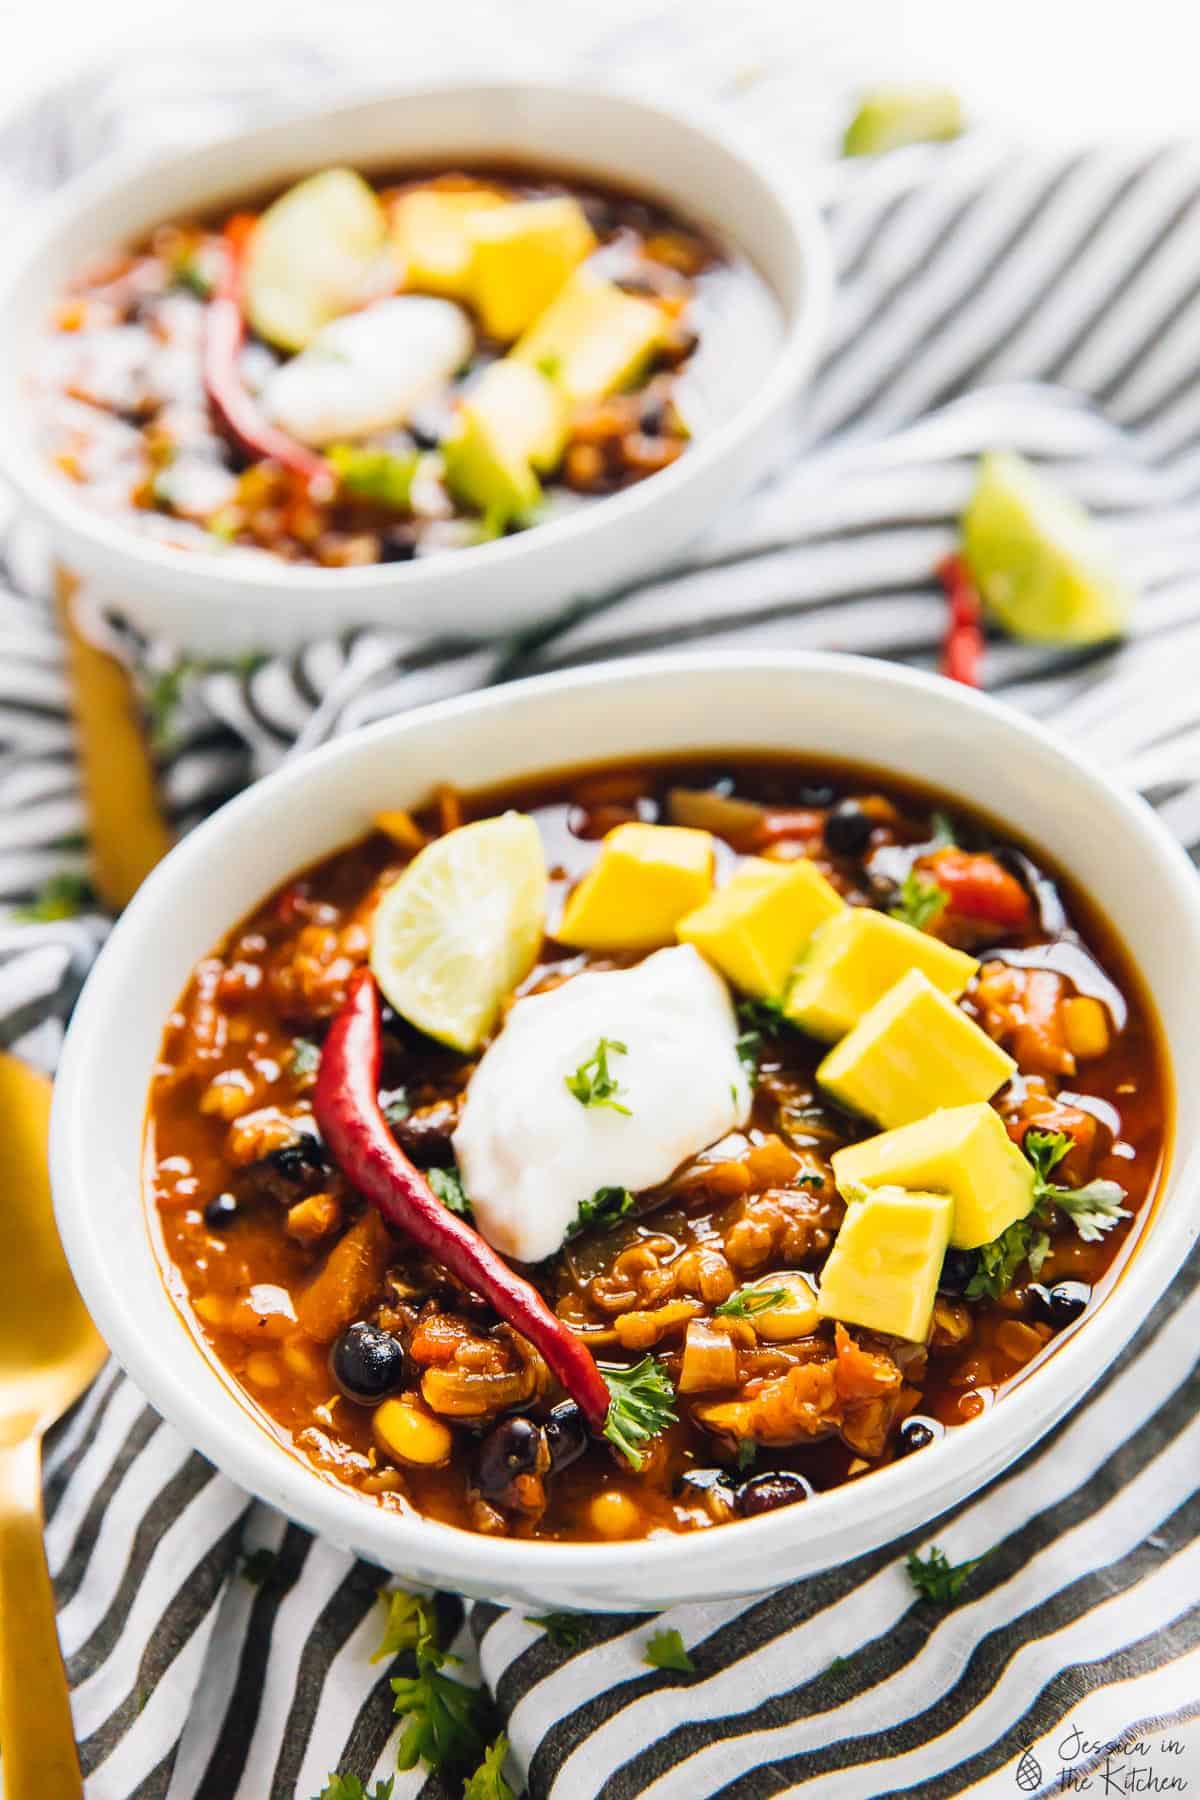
[927,848,1034,930]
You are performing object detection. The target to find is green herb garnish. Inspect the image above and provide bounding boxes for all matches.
[600,1356,677,1469]
[314,1776,395,1800]
[329,444,418,512]
[428,1165,471,1218]
[735,1028,762,1084]
[381,1088,410,1126]
[890,869,948,932]
[567,1185,635,1241]
[736,996,787,1034]
[12,871,94,922]
[240,1547,279,1587]
[1025,1128,1130,1242]
[526,1611,589,1650]
[715,1284,788,1320]
[929,809,957,848]
[289,1038,321,1081]
[463,1735,516,1800]
[735,1438,757,1472]
[827,1655,850,1676]
[565,1038,631,1115]
[966,1217,1050,1300]
[643,1627,695,1673]
[385,1589,492,1779]
[905,1544,982,1607]
[373,1589,438,1664]
[534,352,563,380]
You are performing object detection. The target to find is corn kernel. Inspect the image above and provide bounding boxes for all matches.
[588,1489,642,1539]
[747,1271,820,1342]
[1062,995,1110,1061]
[374,1397,453,1468]
[282,1339,324,1383]
[193,1292,232,1329]
[244,1352,282,1390]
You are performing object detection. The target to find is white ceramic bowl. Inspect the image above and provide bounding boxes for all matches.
[50,654,1200,1612]
[0,80,830,657]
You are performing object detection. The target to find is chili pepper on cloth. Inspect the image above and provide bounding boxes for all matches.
[937,551,985,686]
[313,967,612,1431]
[202,217,328,482]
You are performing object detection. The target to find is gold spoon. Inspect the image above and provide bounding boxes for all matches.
[0,1049,107,1794]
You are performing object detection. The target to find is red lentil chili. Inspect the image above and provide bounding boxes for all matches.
[147,757,1166,1541]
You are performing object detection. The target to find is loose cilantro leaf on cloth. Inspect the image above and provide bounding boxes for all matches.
[12,872,95,922]
[567,1186,635,1241]
[381,1587,493,1779]
[463,1734,516,1800]
[715,1285,788,1320]
[314,1776,395,1800]
[525,1611,589,1650]
[889,869,948,931]
[906,1545,983,1606]
[240,1547,279,1587]
[601,1355,677,1469]
[373,1590,439,1664]
[428,1165,471,1218]
[644,1627,695,1673]
[565,1037,632,1114]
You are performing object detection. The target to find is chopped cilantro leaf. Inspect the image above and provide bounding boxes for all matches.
[966,1217,1049,1300]
[601,1355,677,1470]
[735,1438,757,1472]
[526,1611,589,1650]
[381,1088,410,1126]
[381,1586,493,1779]
[644,1627,695,1673]
[565,1038,632,1114]
[567,1185,635,1241]
[889,868,948,932]
[428,1165,471,1218]
[313,1777,395,1800]
[905,1544,982,1607]
[289,1038,321,1081]
[715,1284,788,1320]
[735,1028,762,1083]
[240,1547,279,1587]
[736,996,787,1034]
[373,1589,439,1664]
[929,809,958,848]
[463,1734,516,1800]
[1024,1128,1130,1242]
[12,871,94,922]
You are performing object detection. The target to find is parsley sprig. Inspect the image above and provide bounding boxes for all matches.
[643,1627,695,1673]
[567,1186,635,1241]
[428,1165,472,1219]
[715,1284,788,1320]
[565,1038,631,1114]
[12,872,95,922]
[890,868,948,932]
[314,1777,394,1800]
[601,1356,677,1469]
[463,1734,516,1800]
[377,1590,493,1780]
[906,1544,983,1607]
[526,1611,589,1650]
[966,1129,1129,1299]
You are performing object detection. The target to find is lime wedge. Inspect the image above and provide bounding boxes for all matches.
[843,86,963,157]
[243,168,388,352]
[369,812,546,1052]
[962,451,1132,645]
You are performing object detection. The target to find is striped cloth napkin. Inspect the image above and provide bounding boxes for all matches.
[3,27,1200,1800]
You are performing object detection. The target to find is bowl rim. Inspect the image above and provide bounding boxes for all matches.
[50,650,1200,1591]
[0,73,833,599]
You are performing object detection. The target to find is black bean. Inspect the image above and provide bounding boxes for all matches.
[204,1191,238,1229]
[896,1415,944,1458]
[544,1400,588,1473]
[478,1416,546,1500]
[330,1322,406,1403]
[736,1471,813,1517]
[268,1136,329,1182]
[1029,1280,1091,1330]
[938,1249,978,1296]
[823,800,873,858]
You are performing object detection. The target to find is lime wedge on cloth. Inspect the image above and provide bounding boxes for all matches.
[962,451,1132,645]
[370,812,546,1052]
[244,168,388,352]
[843,87,963,157]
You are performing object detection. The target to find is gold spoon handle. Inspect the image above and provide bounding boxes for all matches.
[0,1435,83,1796]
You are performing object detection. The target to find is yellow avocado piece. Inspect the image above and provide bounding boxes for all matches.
[556,822,714,951]
[512,273,667,406]
[392,187,507,299]
[816,1187,953,1342]
[832,1102,1035,1251]
[784,906,978,1042]
[244,168,388,353]
[467,197,596,341]
[441,360,569,527]
[818,968,1016,1129]
[677,856,844,999]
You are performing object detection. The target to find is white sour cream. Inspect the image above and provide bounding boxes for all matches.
[261,296,473,447]
[453,944,751,1264]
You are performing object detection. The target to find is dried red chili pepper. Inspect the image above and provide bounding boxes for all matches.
[313,967,612,1431]
[203,221,328,483]
[937,552,984,688]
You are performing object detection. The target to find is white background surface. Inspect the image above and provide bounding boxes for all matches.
[0,0,1196,150]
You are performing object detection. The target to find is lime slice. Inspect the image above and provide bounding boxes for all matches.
[962,451,1132,645]
[243,168,388,352]
[843,86,963,157]
[369,812,546,1052]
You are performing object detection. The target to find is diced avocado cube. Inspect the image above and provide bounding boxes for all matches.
[843,86,963,158]
[816,1187,952,1341]
[512,273,667,405]
[244,168,388,352]
[832,1102,1035,1251]
[556,823,714,951]
[962,450,1132,646]
[441,361,568,527]
[784,907,978,1042]
[677,856,844,998]
[392,187,507,299]
[466,198,596,341]
[817,968,1016,1129]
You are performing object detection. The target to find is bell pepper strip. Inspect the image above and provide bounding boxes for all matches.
[203,223,328,483]
[752,807,824,847]
[937,553,984,687]
[313,967,612,1432]
[925,847,1034,931]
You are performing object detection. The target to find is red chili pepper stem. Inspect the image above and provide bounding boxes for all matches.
[937,552,985,689]
[313,968,612,1433]
[203,237,329,484]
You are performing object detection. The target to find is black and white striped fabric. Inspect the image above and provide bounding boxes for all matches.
[3,31,1200,1800]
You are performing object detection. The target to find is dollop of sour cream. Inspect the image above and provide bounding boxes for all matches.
[452,944,751,1264]
[262,296,473,446]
